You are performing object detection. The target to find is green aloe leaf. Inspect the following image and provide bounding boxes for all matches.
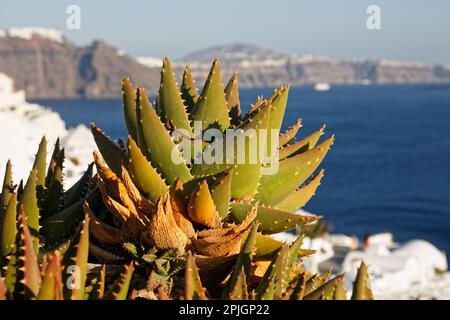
[103,263,134,300]
[90,124,126,176]
[210,168,233,219]
[36,252,63,300]
[351,261,374,300]
[303,274,346,300]
[230,203,320,234]
[181,65,199,115]
[63,212,90,300]
[274,169,325,211]
[224,72,241,126]
[42,188,102,247]
[64,163,94,207]
[279,119,302,146]
[122,78,138,142]
[0,193,17,261]
[192,59,230,131]
[304,270,332,296]
[222,222,258,298]
[159,57,193,136]
[18,169,40,253]
[127,137,168,202]
[41,149,64,219]
[228,267,249,300]
[255,136,334,206]
[32,136,47,189]
[255,233,283,257]
[45,138,60,188]
[184,251,207,300]
[230,101,271,199]
[15,208,41,299]
[257,244,289,299]
[279,125,325,159]
[137,87,192,185]
[1,160,14,218]
[84,264,106,300]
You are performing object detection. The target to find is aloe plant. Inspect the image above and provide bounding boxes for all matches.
[0,58,374,300]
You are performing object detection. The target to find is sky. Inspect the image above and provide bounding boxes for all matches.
[0,0,449,64]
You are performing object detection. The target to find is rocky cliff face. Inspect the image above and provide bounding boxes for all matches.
[175,44,450,88]
[1,30,449,99]
[0,29,159,98]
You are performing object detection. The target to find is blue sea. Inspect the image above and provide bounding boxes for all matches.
[33,84,450,253]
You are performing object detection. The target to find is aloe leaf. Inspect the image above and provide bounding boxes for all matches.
[127,137,168,202]
[36,252,63,300]
[3,250,17,294]
[158,57,193,136]
[267,86,289,132]
[230,101,271,199]
[32,136,47,189]
[41,149,64,219]
[15,208,41,299]
[222,222,258,298]
[192,59,230,131]
[230,203,320,234]
[90,124,126,176]
[45,138,60,188]
[1,160,14,218]
[181,64,199,114]
[42,188,101,248]
[334,279,348,300]
[1,193,17,261]
[228,267,249,300]
[63,212,89,300]
[210,168,232,219]
[18,169,40,253]
[224,72,241,126]
[187,180,220,228]
[255,233,283,257]
[184,251,207,300]
[279,118,302,146]
[84,264,106,300]
[257,244,289,299]
[137,87,192,185]
[274,169,325,211]
[304,274,346,300]
[246,95,264,117]
[279,125,325,159]
[304,269,332,296]
[262,86,290,158]
[64,162,94,207]
[122,78,138,141]
[255,136,334,206]
[351,261,374,300]
[103,262,134,300]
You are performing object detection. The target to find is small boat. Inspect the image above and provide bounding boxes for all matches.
[314,82,330,91]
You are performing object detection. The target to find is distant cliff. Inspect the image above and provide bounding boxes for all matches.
[173,44,450,89]
[1,29,449,99]
[0,28,160,98]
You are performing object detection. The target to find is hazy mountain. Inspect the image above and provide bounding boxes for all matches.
[1,29,449,99]
[174,43,450,88]
[0,28,159,98]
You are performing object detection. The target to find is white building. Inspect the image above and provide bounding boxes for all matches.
[0,72,97,186]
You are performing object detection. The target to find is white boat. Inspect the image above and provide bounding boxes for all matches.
[314,82,330,91]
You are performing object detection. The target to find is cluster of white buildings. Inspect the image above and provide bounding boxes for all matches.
[0,72,96,187]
